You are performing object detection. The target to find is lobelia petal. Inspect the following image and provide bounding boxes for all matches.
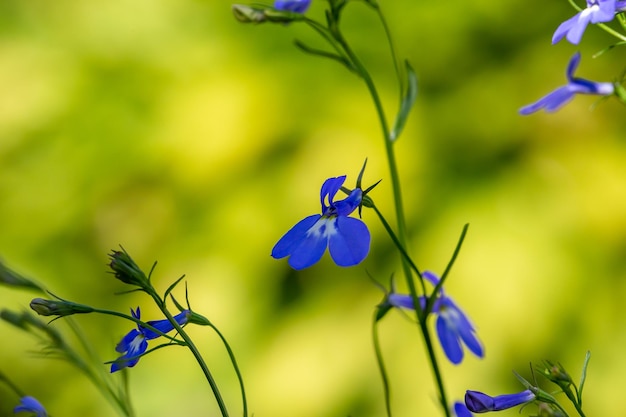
[566,11,593,44]
[14,396,47,417]
[519,86,574,114]
[552,13,580,44]
[453,401,473,417]
[328,216,370,267]
[436,315,464,364]
[286,217,332,269]
[272,215,321,259]
[333,188,362,216]
[274,0,311,14]
[144,310,190,339]
[320,176,346,212]
[115,329,142,353]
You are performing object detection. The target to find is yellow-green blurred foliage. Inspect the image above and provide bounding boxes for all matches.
[2,0,626,416]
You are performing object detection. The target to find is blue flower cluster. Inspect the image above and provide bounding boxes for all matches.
[111,307,190,372]
[520,0,622,114]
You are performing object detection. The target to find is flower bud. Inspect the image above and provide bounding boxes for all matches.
[108,249,149,288]
[30,298,94,317]
[232,4,267,23]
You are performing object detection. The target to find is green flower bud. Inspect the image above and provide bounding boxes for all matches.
[232,4,267,23]
[108,249,149,288]
[30,298,94,317]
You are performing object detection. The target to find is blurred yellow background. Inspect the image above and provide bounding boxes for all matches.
[2,0,626,416]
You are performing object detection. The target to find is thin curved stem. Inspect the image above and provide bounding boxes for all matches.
[207,322,248,417]
[372,313,393,417]
[149,292,230,417]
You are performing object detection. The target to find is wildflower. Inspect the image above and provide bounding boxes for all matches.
[271,175,370,270]
[454,401,473,417]
[552,0,626,45]
[111,307,190,372]
[465,389,536,413]
[519,52,614,115]
[387,271,483,364]
[14,396,47,417]
[274,0,311,13]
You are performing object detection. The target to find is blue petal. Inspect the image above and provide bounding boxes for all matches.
[320,176,346,212]
[115,329,142,353]
[422,270,441,287]
[333,188,362,216]
[328,216,370,266]
[272,215,321,259]
[274,0,311,13]
[519,86,574,114]
[14,396,47,417]
[287,219,330,269]
[144,310,190,339]
[552,13,580,44]
[436,315,463,364]
[566,52,582,80]
[453,401,473,417]
[111,337,148,372]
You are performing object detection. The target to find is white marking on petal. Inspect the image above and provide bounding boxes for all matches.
[306,217,338,239]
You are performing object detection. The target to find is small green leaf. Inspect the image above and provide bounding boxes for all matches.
[390,60,418,142]
[578,350,591,405]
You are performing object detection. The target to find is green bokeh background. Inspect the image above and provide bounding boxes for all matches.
[2,0,626,416]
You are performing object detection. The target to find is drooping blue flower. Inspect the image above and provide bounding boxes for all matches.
[519,52,614,115]
[274,0,311,14]
[552,0,626,45]
[13,396,47,417]
[111,307,190,372]
[465,389,536,413]
[387,271,484,365]
[453,401,474,417]
[272,175,370,270]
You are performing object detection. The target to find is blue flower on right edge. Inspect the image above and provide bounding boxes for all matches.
[519,52,614,115]
[552,0,626,45]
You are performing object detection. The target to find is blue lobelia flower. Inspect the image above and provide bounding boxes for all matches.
[465,389,535,413]
[552,0,626,45]
[274,0,311,14]
[14,396,48,417]
[453,401,473,417]
[387,271,484,365]
[272,175,370,270]
[519,52,614,115]
[111,307,190,372]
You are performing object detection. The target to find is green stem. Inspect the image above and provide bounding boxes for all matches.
[372,313,393,417]
[336,32,450,412]
[207,322,248,417]
[149,292,230,417]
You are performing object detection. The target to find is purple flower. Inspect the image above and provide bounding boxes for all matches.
[111,307,190,372]
[465,389,535,413]
[274,0,311,14]
[519,52,614,115]
[454,401,474,417]
[387,271,484,365]
[552,0,626,45]
[14,396,47,417]
[271,175,370,270]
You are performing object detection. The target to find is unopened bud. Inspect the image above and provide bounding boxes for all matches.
[232,4,267,23]
[30,298,93,317]
[108,249,149,288]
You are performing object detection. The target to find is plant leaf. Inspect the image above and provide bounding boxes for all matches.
[390,60,417,142]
